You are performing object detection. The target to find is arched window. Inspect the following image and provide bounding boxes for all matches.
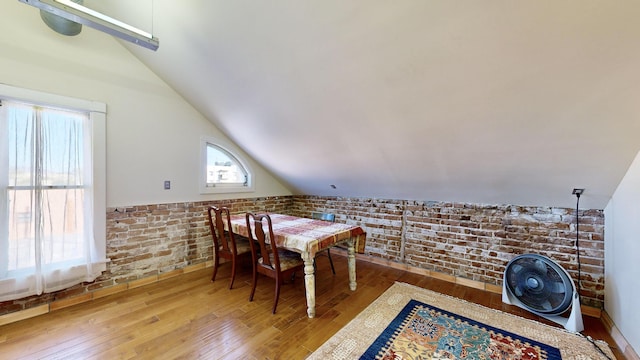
[200,137,254,194]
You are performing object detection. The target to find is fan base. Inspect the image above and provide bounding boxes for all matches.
[503,279,584,333]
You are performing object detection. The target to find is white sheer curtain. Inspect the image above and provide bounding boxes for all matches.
[0,100,105,301]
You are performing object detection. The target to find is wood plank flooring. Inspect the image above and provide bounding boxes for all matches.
[0,255,624,359]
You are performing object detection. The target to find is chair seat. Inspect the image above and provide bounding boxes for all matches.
[233,237,253,254]
[259,249,303,271]
[216,237,252,255]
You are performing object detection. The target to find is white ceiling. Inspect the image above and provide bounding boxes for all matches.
[110,1,640,209]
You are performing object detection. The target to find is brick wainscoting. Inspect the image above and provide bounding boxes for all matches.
[0,196,292,318]
[1,194,604,319]
[292,195,605,309]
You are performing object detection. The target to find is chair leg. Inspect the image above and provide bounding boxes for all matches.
[211,252,219,282]
[229,257,237,289]
[273,279,281,314]
[249,265,258,302]
[327,248,336,275]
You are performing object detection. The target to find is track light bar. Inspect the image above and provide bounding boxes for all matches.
[19,0,159,51]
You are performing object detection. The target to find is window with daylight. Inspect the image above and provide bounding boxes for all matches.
[200,137,253,194]
[0,84,107,302]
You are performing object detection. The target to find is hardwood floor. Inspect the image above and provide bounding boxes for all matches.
[0,255,624,359]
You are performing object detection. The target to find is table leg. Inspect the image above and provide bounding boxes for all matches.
[347,239,357,291]
[302,251,316,318]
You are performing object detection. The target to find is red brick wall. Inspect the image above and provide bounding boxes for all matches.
[0,196,292,316]
[102,197,292,289]
[290,196,405,261]
[293,196,605,308]
[0,194,604,316]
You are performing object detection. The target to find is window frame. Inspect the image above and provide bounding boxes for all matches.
[199,136,254,194]
[0,83,107,276]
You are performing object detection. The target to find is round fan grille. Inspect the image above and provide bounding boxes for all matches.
[504,254,574,315]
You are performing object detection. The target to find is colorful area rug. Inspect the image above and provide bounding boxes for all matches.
[307,282,615,360]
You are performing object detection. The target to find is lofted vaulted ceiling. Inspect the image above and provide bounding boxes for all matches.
[97,1,640,208]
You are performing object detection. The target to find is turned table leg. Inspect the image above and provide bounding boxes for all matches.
[302,251,316,318]
[347,239,357,291]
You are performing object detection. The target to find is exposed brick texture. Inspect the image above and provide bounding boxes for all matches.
[292,196,604,308]
[0,196,292,316]
[1,195,604,317]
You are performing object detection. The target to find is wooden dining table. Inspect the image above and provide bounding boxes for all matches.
[227,213,366,318]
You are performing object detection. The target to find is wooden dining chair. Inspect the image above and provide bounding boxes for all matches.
[207,206,253,289]
[311,211,336,275]
[246,212,304,314]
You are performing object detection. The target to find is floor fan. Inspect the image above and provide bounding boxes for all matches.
[502,253,584,333]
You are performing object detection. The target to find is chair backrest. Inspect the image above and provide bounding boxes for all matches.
[311,211,335,222]
[245,213,280,271]
[207,206,237,253]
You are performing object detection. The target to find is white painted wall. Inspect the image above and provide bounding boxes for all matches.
[605,150,640,355]
[123,1,640,210]
[1,2,291,207]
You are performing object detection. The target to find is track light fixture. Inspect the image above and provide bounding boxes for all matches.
[19,0,159,51]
